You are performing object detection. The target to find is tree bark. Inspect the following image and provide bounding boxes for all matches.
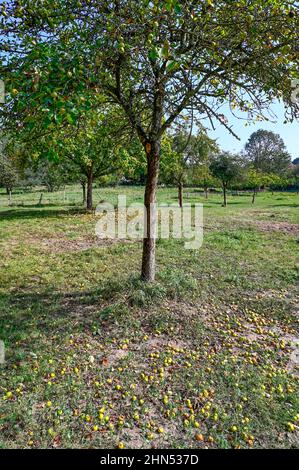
[141,141,160,282]
[222,183,227,207]
[178,181,183,208]
[252,188,256,204]
[81,182,86,205]
[86,169,93,211]
[204,186,208,199]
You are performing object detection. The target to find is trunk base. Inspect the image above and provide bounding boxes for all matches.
[141,141,160,282]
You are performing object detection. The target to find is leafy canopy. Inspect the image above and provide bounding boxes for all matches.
[244,129,292,175]
[161,128,218,184]
[1,0,298,147]
[210,152,244,187]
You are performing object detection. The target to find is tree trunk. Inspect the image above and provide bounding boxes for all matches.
[178,181,183,208]
[222,184,227,207]
[204,186,208,199]
[252,188,256,204]
[141,141,160,283]
[81,182,86,205]
[86,170,93,211]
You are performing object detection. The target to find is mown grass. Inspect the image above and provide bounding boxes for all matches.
[0,186,298,449]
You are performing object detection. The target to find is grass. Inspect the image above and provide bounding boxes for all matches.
[0,185,298,449]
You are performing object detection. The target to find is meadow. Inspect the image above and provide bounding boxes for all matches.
[0,185,298,449]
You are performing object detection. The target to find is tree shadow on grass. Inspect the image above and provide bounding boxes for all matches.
[0,288,121,361]
[168,196,248,206]
[0,266,199,362]
[204,200,247,206]
[0,272,146,361]
[0,206,87,221]
[271,203,299,209]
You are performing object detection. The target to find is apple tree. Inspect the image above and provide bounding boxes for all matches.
[210,152,244,206]
[1,0,298,281]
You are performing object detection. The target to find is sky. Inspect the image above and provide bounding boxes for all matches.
[206,101,299,161]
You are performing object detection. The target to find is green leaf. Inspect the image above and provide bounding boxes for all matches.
[66,114,74,124]
[174,3,182,14]
[161,41,170,59]
[148,47,159,61]
[166,60,178,72]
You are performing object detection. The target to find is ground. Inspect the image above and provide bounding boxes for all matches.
[0,186,298,449]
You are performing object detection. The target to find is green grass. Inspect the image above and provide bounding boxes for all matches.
[0,185,298,449]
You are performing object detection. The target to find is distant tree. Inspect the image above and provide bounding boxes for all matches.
[0,154,18,196]
[23,156,67,193]
[210,153,243,207]
[73,112,142,192]
[292,163,299,191]
[245,168,272,204]
[244,130,292,176]
[161,129,218,207]
[59,113,132,210]
[160,135,186,208]
[192,164,218,199]
[0,137,19,201]
[43,164,65,192]
[57,161,88,204]
[267,174,292,192]
[22,112,126,210]
[24,157,88,201]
